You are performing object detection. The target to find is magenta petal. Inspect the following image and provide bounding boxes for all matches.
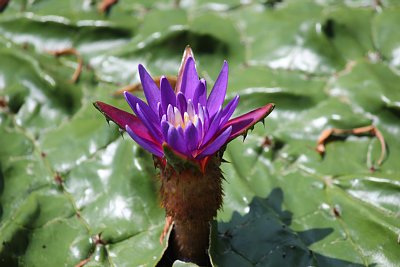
[207,61,228,117]
[126,125,163,157]
[160,76,176,114]
[220,95,240,127]
[180,57,200,100]
[198,126,232,158]
[222,103,275,141]
[138,64,161,114]
[93,101,155,143]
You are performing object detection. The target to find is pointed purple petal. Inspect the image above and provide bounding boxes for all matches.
[198,104,210,133]
[193,79,207,109]
[167,126,188,155]
[180,57,200,100]
[221,103,275,141]
[157,102,163,120]
[196,117,203,141]
[135,103,162,139]
[161,120,171,142]
[125,92,161,139]
[197,126,232,158]
[184,121,199,153]
[201,107,222,146]
[207,61,228,117]
[176,92,187,114]
[94,101,155,143]
[138,64,160,114]
[220,95,240,127]
[126,125,163,157]
[161,76,176,114]
[176,46,195,93]
[124,91,158,121]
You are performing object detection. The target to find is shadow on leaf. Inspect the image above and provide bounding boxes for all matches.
[211,188,375,267]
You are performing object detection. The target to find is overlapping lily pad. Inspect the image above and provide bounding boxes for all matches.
[1,1,399,266]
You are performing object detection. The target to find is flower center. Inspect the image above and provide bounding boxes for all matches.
[164,99,200,130]
[184,112,199,128]
[169,107,198,129]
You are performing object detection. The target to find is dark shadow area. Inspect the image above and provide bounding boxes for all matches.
[262,0,284,9]
[140,30,230,59]
[212,188,375,267]
[156,228,212,267]
[0,165,37,267]
[322,18,335,39]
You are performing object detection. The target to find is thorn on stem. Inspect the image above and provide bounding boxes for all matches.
[54,172,63,185]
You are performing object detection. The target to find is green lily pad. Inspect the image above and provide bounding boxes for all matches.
[1,1,399,266]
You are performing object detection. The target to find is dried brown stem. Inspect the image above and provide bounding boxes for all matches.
[112,83,143,97]
[112,76,177,96]
[75,258,91,267]
[99,0,118,14]
[47,48,83,83]
[316,125,387,166]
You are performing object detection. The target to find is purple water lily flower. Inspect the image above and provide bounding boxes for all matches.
[94,47,274,168]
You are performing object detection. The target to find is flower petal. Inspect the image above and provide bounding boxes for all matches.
[196,117,203,141]
[161,120,171,142]
[176,92,187,114]
[167,126,188,155]
[176,46,194,93]
[126,125,163,157]
[124,91,158,121]
[193,79,207,109]
[93,101,155,143]
[219,95,240,127]
[125,92,161,139]
[201,107,222,146]
[157,102,163,121]
[138,64,160,114]
[222,103,275,141]
[135,103,162,139]
[207,61,228,117]
[197,126,232,158]
[160,76,176,114]
[184,121,199,153]
[180,57,200,101]
[198,104,210,133]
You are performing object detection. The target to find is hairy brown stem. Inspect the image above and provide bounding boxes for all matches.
[172,220,210,265]
[159,155,223,265]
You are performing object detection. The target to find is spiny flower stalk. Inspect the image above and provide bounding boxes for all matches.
[94,47,274,266]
